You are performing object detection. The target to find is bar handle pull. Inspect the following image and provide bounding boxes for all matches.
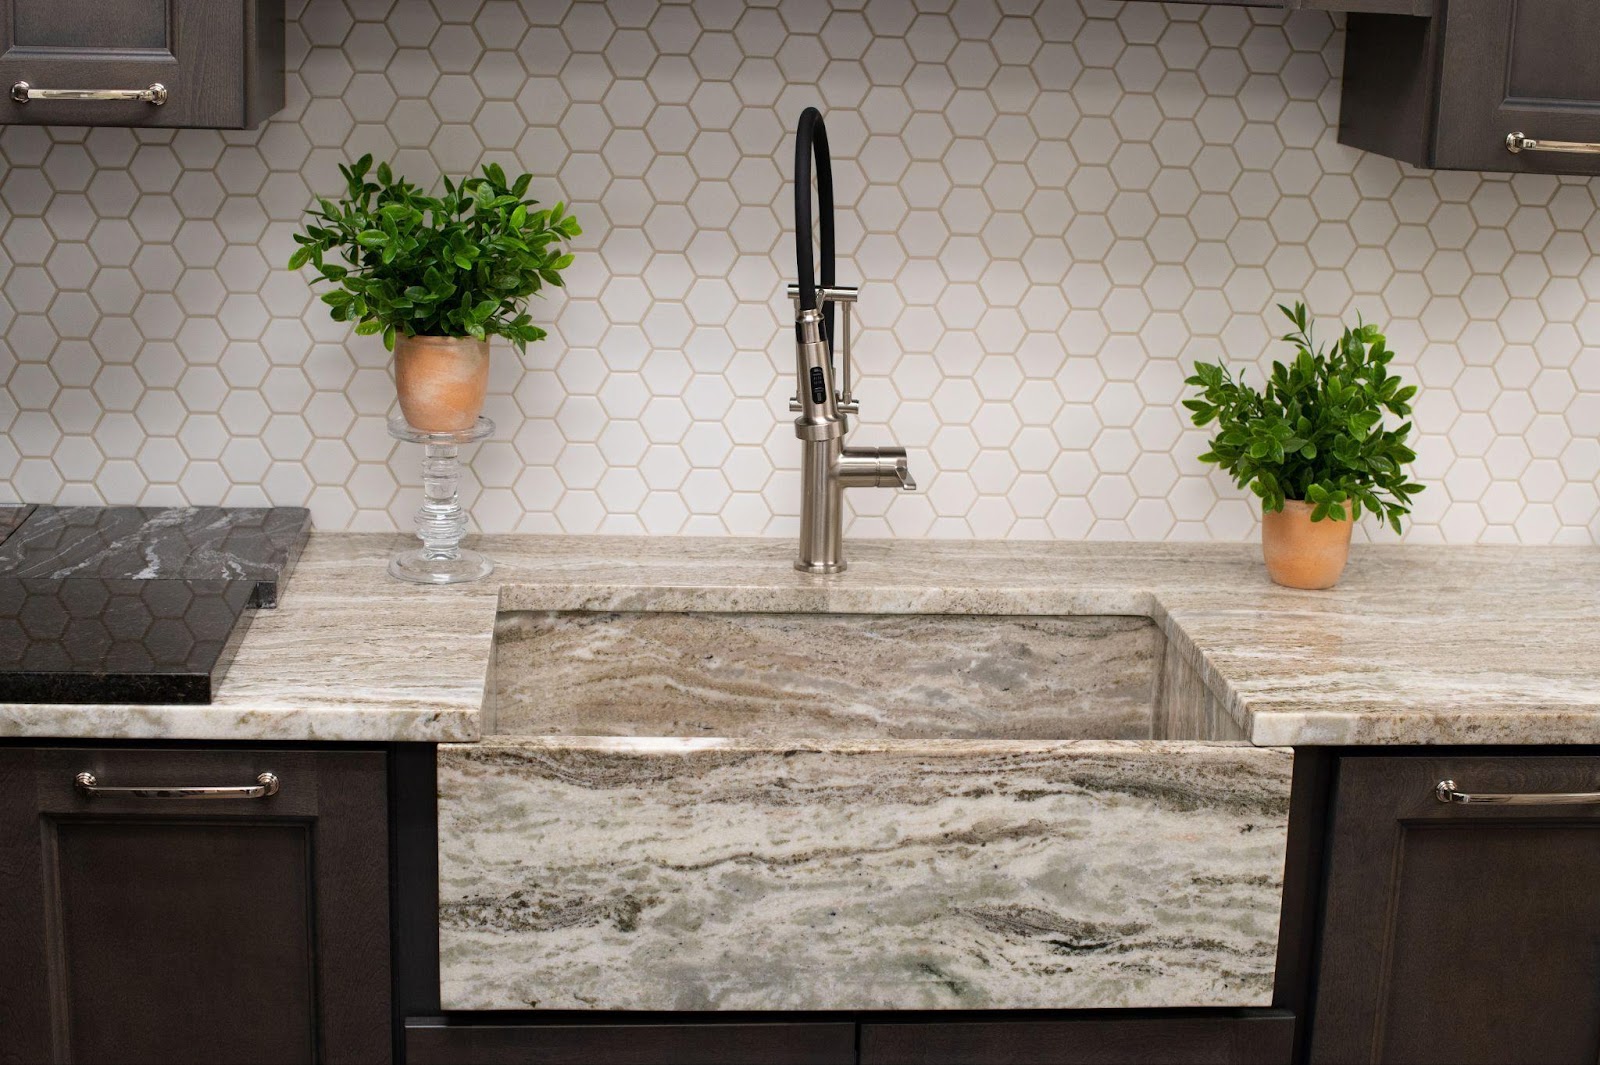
[1505,132,1600,157]
[1435,779,1600,806]
[12,81,168,105]
[74,771,279,800]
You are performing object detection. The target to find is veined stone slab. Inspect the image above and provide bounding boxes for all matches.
[0,505,311,607]
[438,737,1292,1011]
[493,611,1164,742]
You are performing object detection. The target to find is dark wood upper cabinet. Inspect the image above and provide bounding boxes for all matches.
[1341,1,1600,173]
[0,0,284,129]
[1148,1,1434,12]
[1311,754,1600,1065]
[0,746,392,1065]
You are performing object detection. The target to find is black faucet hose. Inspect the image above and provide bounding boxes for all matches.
[794,106,836,351]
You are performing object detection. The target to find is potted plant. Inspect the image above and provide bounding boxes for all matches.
[289,155,580,432]
[1183,303,1425,590]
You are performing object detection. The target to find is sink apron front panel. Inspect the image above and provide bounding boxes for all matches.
[437,738,1292,1011]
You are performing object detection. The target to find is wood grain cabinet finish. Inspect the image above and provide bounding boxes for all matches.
[0,0,284,128]
[1341,1,1600,173]
[1149,1,1433,11]
[1311,754,1600,1064]
[0,746,392,1065]
[405,1020,858,1065]
[859,1013,1297,1065]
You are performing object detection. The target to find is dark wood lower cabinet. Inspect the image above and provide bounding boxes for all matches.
[1312,754,1600,1064]
[403,1013,1294,1065]
[859,1013,1296,1065]
[405,1019,857,1065]
[406,1010,1292,1061]
[0,746,392,1065]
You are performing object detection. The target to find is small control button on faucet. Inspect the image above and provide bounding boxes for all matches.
[809,366,827,404]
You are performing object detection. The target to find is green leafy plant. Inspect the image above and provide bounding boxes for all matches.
[288,155,580,351]
[1183,303,1425,532]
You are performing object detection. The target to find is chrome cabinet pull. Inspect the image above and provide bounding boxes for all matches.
[1435,779,1600,806]
[1505,132,1600,156]
[74,771,279,800]
[11,81,167,105]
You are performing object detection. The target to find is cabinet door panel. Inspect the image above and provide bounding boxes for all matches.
[1436,0,1600,172]
[50,820,316,1065]
[12,0,169,50]
[1312,755,1600,1064]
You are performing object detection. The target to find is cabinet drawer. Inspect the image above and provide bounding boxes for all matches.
[0,0,283,129]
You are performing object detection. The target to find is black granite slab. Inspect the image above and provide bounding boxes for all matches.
[0,505,35,546]
[0,506,311,607]
[0,578,255,704]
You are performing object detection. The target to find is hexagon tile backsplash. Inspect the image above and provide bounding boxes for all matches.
[1,1,1598,544]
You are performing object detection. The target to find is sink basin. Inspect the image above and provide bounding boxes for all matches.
[438,610,1291,1012]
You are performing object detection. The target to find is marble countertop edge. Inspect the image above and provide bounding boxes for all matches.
[0,704,481,743]
[443,734,1294,755]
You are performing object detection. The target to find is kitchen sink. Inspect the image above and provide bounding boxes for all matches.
[437,610,1292,1012]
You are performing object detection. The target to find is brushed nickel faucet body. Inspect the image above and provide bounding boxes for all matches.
[789,107,915,575]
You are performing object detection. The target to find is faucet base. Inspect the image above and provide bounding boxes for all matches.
[794,559,847,575]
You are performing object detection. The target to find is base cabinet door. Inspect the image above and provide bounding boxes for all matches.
[1311,755,1600,1064]
[859,1014,1296,1065]
[0,747,392,1065]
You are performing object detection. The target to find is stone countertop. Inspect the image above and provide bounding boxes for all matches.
[1,532,1596,745]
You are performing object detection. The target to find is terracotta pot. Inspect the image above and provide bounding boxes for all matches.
[393,334,490,433]
[1261,499,1354,590]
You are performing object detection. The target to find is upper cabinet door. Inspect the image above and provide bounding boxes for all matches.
[1340,0,1600,173]
[0,0,284,129]
[1434,0,1600,172]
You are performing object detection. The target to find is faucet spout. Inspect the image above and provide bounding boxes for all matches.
[786,106,917,575]
[837,446,914,491]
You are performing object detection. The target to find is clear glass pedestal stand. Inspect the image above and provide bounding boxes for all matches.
[387,413,494,585]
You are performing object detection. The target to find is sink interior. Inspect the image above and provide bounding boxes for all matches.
[490,611,1237,742]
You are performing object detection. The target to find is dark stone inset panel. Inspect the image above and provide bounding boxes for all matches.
[0,578,254,704]
[0,505,36,547]
[0,506,310,607]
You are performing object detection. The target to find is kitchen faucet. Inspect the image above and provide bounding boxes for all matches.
[787,106,916,574]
